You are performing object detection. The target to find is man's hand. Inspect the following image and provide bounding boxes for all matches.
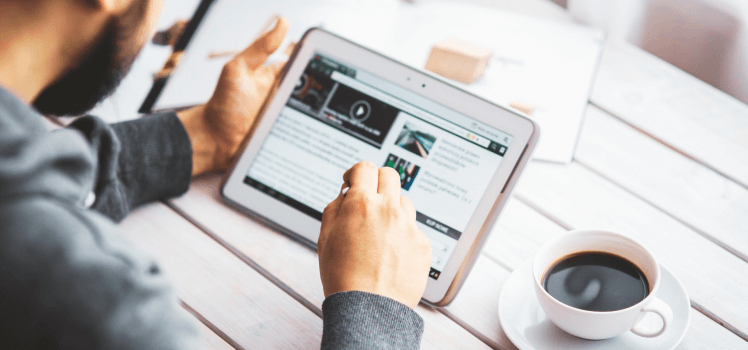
[318,162,433,309]
[178,18,289,176]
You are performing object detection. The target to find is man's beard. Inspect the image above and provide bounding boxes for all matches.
[33,1,147,117]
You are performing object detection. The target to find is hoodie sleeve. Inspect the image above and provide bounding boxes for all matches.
[66,112,193,222]
[321,291,425,349]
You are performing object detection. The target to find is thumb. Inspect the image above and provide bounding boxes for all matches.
[235,17,289,71]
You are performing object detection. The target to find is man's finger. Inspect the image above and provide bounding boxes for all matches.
[243,62,286,95]
[258,61,287,78]
[318,184,347,254]
[378,167,401,197]
[251,62,287,88]
[343,162,379,194]
[400,195,417,222]
[235,17,289,71]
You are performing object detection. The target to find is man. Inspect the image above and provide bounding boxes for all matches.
[0,0,432,349]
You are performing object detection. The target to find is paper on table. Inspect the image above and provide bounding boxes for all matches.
[153,0,604,163]
[379,2,605,163]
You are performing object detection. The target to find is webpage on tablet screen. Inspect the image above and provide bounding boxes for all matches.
[245,53,513,279]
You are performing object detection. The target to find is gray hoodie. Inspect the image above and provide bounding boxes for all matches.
[0,86,423,349]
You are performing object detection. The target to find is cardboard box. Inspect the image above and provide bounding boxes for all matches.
[425,38,493,84]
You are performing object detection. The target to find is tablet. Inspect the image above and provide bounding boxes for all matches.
[222,28,540,306]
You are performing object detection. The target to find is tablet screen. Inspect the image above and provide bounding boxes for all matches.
[245,53,513,280]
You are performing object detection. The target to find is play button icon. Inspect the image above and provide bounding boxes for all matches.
[349,100,372,122]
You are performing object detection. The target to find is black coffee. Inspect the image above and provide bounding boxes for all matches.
[542,252,649,312]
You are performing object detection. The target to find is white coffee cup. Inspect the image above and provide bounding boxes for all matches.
[532,230,673,340]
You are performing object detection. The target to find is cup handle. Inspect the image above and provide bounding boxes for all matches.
[631,298,673,337]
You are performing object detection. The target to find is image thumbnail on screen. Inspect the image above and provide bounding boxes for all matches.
[325,84,400,147]
[291,70,335,114]
[383,154,420,191]
[395,122,437,158]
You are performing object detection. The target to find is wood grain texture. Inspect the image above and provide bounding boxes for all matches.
[444,257,516,350]
[119,203,323,349]
[679,312,748,350]
[513,161,748,338]
[168,174,490,350]
[575,105,748,262]
[196,321,236,350]
[181,301,242,350]
[483,198,567,270]
[170,173,748,349]
[448,199,556,347]
[591,41,748,188]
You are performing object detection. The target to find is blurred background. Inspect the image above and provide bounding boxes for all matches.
[94,0,748,121]
[471,0,748,104]
[565,0,748,105]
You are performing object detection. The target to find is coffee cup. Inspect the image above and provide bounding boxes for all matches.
[532,229,673,340]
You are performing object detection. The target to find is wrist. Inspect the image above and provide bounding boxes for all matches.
[177,106,217,176]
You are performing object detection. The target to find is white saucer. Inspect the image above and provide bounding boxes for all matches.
[498,261,691,350]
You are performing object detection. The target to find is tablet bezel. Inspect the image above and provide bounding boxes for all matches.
[222,28,539,306]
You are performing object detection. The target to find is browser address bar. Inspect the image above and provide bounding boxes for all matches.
[330,72,491,148]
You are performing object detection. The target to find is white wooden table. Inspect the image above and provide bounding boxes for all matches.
[119,1,748,349]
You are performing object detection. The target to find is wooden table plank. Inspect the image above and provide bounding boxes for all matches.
[120,203,323,349]
[482,198,568,270]
[196,322,236,350]
[575,105,748,262]
[678,316,748,350]
[591,41,748,187]
[181,302,242,350]
[445,257,515,350]
[168,174,491,350]
[514,161,748,339]
[168,174,748,349]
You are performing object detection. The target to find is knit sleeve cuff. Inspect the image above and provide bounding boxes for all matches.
[103,112,192,219]
[321,291,424,350]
